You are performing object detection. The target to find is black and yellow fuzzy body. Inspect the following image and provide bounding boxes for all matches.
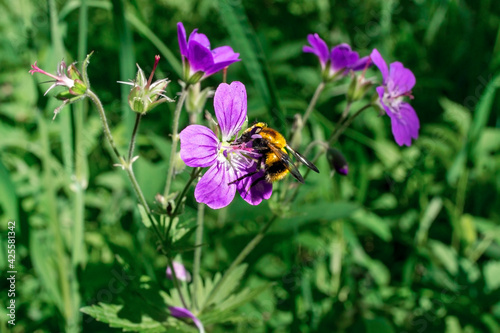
[234,122,319,184]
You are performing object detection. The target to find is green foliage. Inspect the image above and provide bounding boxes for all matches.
[1,0,499,332]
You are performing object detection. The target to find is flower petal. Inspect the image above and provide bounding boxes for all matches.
[180,125,218,167]
[195,161,237,209]
[169,307,205,333]
[166,262,192,282]
[212,46,240,63]
[388,102,419,146]
[236,168,272,206]
[188,40,214,73]
[213,81,247,141]
[370,49,389,84]
[303,33,329,66]
[389,62,416,94]
[188,29,211,50]
[350,55,372,71]
[376,86,391,115]
[205,60,241,77]
[330,44,359,70]
[177,22,188,57]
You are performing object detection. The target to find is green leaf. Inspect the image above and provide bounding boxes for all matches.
[200,282,272,325]
[0,160,18,224]
[448,73,500,184]
[364,316,395,333]
[30,229,63,312]
[218,0,285,133]
[126,12,182,78]
[484,261,500,292]
[274,201,360,232]
[429,240,458,276]
[350,209,392,241]
[416,197,443,246]
[81,303,169,332]
[206,264,248,308]
[445,315,462,333]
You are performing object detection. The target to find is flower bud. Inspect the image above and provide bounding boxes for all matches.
[327,148,348,176]
[119,55,173,114]
[185,82,214,114]
[347,73,374,103]
[166,262,191,282]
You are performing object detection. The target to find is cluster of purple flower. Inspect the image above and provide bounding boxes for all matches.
[179,27,419,211]
[303,34,419,146]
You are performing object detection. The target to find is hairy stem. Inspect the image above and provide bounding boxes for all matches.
[128,113,142,162]
[163,87,189,200]
[291,81,325,145]
[191,202,205,310]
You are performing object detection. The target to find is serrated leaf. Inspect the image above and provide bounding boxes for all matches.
[200,282,272,325]
[206,264,248,308]
[81,303,168,332]
[439,97,471,137]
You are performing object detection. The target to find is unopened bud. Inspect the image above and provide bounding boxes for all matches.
[185,82,214,114]
[347,73,374,103]
[327,148,348,176]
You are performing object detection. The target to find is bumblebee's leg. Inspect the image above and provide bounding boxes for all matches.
[228,170,258,185]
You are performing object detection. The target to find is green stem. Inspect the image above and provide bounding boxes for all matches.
[72,0,89,269]
[86,89,125,164]
[167,256,189,309]
[128,113,142,162]
[203,214,278,311]
[166,167,201,238]
[191,202,205,310]
[163,87,189,200]
[301,81,325,128]
[291,81,325,146]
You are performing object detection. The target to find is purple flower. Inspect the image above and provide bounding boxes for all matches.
[169,306,205,333]
[303,34,370,81]
[166,262,192,282]
[370,49,419,146]
[180,82,272,209]
[178,22,240,84]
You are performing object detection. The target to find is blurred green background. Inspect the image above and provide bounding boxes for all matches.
[1,0,500,332]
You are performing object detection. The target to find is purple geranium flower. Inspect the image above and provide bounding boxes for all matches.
[370,49,419,146]
[179,81,272,209]
[178,22,240,84]
[303,33,371,81]
[169,306,205,333]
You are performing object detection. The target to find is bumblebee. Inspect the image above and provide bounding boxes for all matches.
[232,122,319,185]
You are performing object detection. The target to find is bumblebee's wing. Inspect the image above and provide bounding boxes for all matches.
[286,145,320,173]
[267,144,305,183]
